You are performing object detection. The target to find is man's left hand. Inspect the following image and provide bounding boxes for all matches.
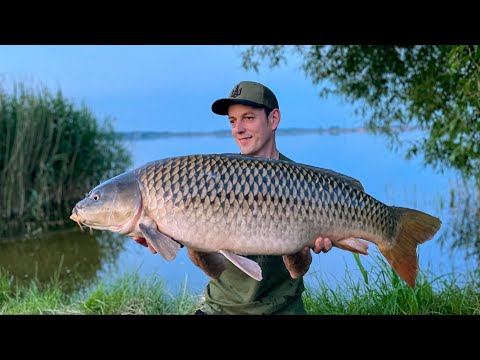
[282,236,333,279]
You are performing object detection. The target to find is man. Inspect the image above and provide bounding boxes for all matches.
[134,81,333,314]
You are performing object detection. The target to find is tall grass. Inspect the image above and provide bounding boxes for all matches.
[0,81,132,238]
[0,270,200,315]
[303,254,480,315]
[1,259,478,315]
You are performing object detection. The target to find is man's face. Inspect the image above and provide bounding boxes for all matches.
[227,104,278,157]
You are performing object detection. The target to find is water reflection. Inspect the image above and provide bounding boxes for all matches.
[0,229,127,293]
[439,184,480,268]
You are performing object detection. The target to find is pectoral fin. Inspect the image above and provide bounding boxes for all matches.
[139,222,181,261]
[219,250,262,281]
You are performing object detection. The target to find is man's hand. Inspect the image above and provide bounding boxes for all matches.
[282,236,333,279]
[311,236,333,254]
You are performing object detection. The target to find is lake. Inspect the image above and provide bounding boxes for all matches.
[0,130,478,296]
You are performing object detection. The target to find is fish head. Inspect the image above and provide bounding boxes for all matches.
[70,172,142,234]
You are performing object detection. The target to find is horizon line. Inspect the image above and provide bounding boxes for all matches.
[116,125,422,140]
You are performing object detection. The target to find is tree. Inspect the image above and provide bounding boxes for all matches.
[240,45,480,188]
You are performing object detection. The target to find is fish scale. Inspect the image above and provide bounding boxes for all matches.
[135,154,394,254]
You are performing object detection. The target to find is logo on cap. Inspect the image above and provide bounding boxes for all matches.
[230,85,242,98]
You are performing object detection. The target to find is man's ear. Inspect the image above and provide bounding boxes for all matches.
[269,109,281,131]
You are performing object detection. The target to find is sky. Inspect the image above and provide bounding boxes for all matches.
[0,45,364,133]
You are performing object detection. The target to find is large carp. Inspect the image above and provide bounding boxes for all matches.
[70,154,441,287]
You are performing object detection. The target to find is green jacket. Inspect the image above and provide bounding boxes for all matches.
[201,153,306,315]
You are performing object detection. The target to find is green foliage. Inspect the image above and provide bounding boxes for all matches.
[1,263,478,314]
[81,273,198,315]
[438,182,480,265]
[303,254,480,315]
[0,269,72,314]
[240,45,480,186]
[0,270,200,315]
[0,81,132,237]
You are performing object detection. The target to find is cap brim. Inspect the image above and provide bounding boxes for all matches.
[211,98,265,116]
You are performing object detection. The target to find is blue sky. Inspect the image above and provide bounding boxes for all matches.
[0,45,364,133]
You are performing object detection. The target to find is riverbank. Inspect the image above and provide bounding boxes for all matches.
[1,261,478,315]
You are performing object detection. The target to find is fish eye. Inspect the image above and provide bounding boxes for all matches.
[91,193,100,201]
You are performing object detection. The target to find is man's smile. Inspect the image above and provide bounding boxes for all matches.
[238,137,252,144]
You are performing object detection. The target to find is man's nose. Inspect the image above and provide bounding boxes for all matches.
[235,121,245,133]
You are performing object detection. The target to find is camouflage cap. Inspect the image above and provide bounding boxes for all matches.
[211,81,279,115]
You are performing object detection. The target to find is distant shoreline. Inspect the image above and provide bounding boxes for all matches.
[116,126,422,140]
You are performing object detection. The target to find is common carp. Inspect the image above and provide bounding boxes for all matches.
[70,153,442,287]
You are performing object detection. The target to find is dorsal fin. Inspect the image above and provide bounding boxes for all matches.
[302,165,365,192]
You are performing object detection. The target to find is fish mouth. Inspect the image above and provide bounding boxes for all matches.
[70,208,88,231]
[69,206,138,234]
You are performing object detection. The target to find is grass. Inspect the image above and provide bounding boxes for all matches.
[0,270,200,315]
[303,254,480,315]
[1,256,478,315]
[0,80,132,238]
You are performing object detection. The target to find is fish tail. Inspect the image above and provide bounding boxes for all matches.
[377,207,442,288]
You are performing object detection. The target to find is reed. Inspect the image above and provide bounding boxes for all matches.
[0,81,132,238]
